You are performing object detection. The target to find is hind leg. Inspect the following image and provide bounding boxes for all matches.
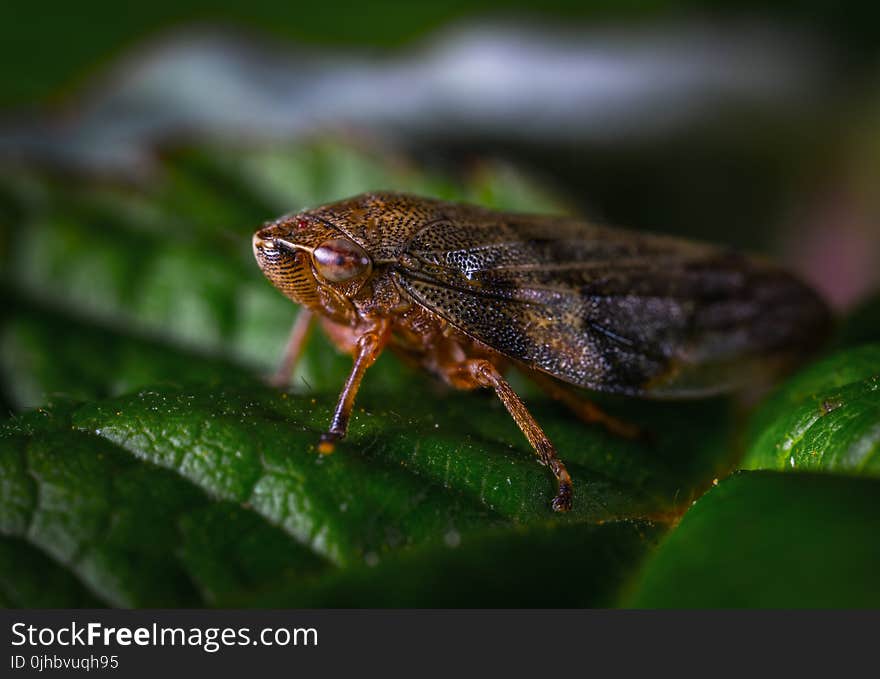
[446,359,573,512]
[526,370,643,440]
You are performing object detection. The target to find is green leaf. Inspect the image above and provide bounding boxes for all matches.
[624,471,880,608]
[1,295,254,410]
[266,521,663,608]
[0,538,104,608]
[0,406,327,607]
[742,345,880,475]
[0,378,736,606]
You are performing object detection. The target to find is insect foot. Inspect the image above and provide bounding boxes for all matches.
[551,481,573,513]
[317,432,341,455]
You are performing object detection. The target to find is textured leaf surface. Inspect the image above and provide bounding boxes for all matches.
[743,345,880,475]
[0,378,733,606]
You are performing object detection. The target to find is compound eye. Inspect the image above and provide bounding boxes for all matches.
[312,237,371,283]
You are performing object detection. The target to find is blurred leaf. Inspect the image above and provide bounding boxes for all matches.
[742,345,880,475]
[0,294,253,410]
[624,471,880,608]
[0,538,104,608]
[268,521,663,608]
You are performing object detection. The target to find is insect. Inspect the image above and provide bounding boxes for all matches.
[252,192,830,511]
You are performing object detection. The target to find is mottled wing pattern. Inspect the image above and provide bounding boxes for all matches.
[393,211,829,396]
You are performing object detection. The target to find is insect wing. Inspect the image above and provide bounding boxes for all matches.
[393,211,829,396]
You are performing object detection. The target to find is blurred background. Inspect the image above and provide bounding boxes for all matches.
[3,0,880,311]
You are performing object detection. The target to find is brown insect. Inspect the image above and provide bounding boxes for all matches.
[252,192,830,511]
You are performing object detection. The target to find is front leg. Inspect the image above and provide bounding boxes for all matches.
[317,318,390,454]
[447,359,573,512]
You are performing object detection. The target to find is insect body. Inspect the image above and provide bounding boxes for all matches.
[252,192,830,511]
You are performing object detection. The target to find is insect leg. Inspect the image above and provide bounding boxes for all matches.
[526,370,643,440]
[461,360,573,512]
[269,309,314,387]
[318,319,390,454]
